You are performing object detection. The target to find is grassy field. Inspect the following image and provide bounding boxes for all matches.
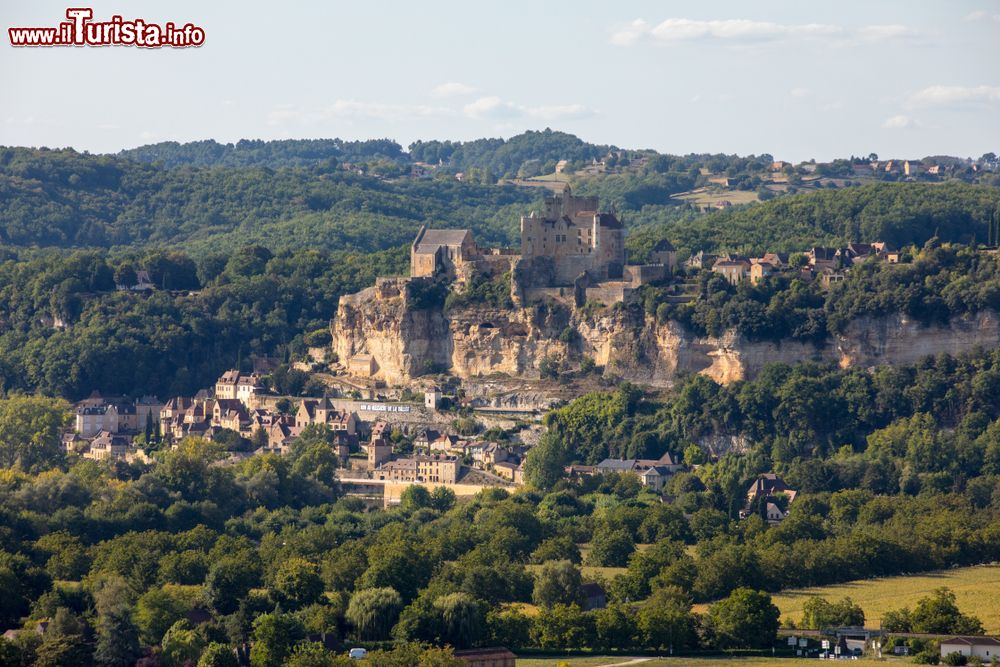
[671,188,759,208]
[516,658,907,666]
[516,658,633,667]
[770,564,1000,633]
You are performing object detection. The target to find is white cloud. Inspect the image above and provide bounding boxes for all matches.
[611,18,841,45]
[908,85,1000,107]
[857,24,919,41]
[610,19,650,46]
[462,96,518,120]
[882,114,915,129]
[526,104,594,121]
[463,96,595,121]
[652,18,840,42]
[790,87,811,98]
[268,100,451,125]
[430,82,477,98]
[611,17,921,46]
[964,10,1000,22]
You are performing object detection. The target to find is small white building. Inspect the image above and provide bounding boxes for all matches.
[940,637,1000,660]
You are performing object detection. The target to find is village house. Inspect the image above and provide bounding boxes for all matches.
[213,399,250,433]
[808,247,844,272]
[214,370,264,407]
[492,461,524,484]
[595,452,685,491]
[749,254,796,285]
[711,256,751,285]
[294,397,358,435]
[939,637,1000,661]
[686,250,718,271]
[374,454,460,484]
[430,433,464,454]
[413,429,441,452]
[74,394,162,437]
[330,431,356,462]
[741,473,798,523]
[366,438,393,468]
[83,431,131,462]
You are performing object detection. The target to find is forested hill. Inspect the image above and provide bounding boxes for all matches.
[408,129,613,175]
[118,130,610,175]
[0,147,535,254]
[629,182,1000,258]
[118,138,407,169]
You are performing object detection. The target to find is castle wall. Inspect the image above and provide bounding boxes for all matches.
[554,254,596,286]
[624,264,666,287]
[523,287,575,307]
[411,252,439,278]
[584,283,631,305]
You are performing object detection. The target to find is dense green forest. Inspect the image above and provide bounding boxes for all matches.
[1,347,997,664]
[1,133,999,665]
[4,145,998,260]
[0,245,405,400]
[0,147,534,253]
[629,182,1000,256]
[118,139,408,169]
[638,243,1000,343]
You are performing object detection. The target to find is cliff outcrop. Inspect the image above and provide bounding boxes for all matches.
[332,287,1000,386]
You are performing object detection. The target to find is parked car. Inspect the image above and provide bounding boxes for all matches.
[348,647,368,660]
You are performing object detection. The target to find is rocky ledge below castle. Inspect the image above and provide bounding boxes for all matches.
[332,288,1000,387]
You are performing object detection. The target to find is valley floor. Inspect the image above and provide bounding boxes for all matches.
[768,563,1000,634]
[516,657,908,666]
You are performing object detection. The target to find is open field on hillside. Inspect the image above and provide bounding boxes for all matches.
[671,188,759,207]
[770,564,1000,633]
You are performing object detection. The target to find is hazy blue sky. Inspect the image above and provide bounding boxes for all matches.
[1,1,998,161]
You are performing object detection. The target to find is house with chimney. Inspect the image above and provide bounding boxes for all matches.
[740,473,798,523]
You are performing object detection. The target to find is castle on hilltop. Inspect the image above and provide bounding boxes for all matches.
[520,188,625,285]
[408,187,670,296]
[336,187,678,380]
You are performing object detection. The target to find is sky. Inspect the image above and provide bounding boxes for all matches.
[1,0,998,162]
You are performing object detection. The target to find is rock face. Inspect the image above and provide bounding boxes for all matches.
[332,288,1000,386]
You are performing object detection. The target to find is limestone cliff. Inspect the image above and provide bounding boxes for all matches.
[332,288,1000,386]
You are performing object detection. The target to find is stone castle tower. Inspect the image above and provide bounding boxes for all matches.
[520,187,625,286]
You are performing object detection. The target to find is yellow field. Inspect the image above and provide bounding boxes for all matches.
[516,658,906,667]
[671,189,759,207]
[516,658,633,667]
[770,564,1000,633]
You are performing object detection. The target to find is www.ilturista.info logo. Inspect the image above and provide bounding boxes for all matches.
[8,8,205,48]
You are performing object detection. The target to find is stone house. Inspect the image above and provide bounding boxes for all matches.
[595,452,684,489]
[366,438,393,468]
[84,431,131,461]
[375,454,460,484]
[75,395,162,437]
[741,473,798,522]
[711,257,751,285]
[215,370,263,407]
[295,398,358,435]
[686,250,718,270]
[348,354,376,377]
[410,227,479,279]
